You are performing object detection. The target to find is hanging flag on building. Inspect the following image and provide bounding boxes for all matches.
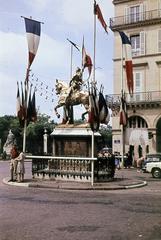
[94,1,108,34]
[82,38,93,77]
[119,31,134,95]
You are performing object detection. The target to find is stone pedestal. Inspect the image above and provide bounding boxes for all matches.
[51,123,101,157]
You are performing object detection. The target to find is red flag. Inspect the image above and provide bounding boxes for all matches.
[82,38,92,77]
[119,31,134,95]
[94,1,108,33]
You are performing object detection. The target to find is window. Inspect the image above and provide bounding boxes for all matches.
[130,32,145,56]
[131,35,140,56]
[130,6,140,22]
[125,4,145,24]
[135,72,142,101]
[128,72,143,101]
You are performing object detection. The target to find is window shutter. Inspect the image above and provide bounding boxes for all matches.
[140,31,145,55]
[140,4,144,20]
[158,29,161,52]
[135,72,142,101]
[124,6,130,24]
[135,72,142,92]
[158,0,161,17]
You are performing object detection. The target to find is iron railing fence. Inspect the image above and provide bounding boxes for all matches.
[106,91,161,107]
[26,155,115,185]
[110,9,161,28]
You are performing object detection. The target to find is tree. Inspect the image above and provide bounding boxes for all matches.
[0,114,55,155]
[0,116,22,153]
[26,114,54,154]
[99,124,112,148]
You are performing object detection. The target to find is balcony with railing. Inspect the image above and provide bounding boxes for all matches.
[110,9,161,30]
[106,91,161,110]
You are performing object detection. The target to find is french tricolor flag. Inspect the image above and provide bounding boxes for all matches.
[119,31,133,95]
[24,18,41,68]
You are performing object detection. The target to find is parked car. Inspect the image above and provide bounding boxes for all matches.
[142,153,161,178]
[142,153,161,172]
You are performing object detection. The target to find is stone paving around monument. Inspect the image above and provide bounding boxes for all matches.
[3,167,148,190]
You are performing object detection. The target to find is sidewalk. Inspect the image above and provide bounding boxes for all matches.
[3,168,147,190]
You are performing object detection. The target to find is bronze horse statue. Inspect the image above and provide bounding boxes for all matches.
[54,79,89,123]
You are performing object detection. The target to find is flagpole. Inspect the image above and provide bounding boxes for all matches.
[70,44,73,79]
[121,43,124,167]
[91,0,97,157]
[21,16,44,24]
[90,0,97,187]
[21,16,43,152]
[93,0,96,87]
[23,71,30,153]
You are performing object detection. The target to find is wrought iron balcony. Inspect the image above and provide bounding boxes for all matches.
[110,9,161,30]
[106,91,161,110]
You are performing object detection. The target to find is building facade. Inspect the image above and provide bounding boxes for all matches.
[108,0,161,160]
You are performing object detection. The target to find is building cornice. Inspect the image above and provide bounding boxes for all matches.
[113,0,134,5]
[111,19,161,31]
[124,62,148,68]
[113,53,161,62]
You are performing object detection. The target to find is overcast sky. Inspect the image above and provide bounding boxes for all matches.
[0,0,114,123]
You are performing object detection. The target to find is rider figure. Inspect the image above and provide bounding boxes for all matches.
[65,67,83,103]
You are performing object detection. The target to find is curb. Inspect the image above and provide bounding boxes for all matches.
[3,177,147,190]
[3,177,30,187]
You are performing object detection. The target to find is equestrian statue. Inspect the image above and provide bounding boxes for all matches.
[54,67,89,124]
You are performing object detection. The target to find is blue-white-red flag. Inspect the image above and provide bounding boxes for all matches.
[119,31,133,95]
[24,18,41,68]
[119,94,127,126]
[98,92,110,125]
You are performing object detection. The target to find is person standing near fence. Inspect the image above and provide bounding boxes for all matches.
[10,144,19,181]
[14,151,25,182]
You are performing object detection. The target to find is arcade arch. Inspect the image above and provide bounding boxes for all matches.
[126,116,149,163]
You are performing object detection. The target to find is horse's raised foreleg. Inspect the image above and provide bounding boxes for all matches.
[81,104,89,121]
[82,111,88,121]
[54,105,61,118]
